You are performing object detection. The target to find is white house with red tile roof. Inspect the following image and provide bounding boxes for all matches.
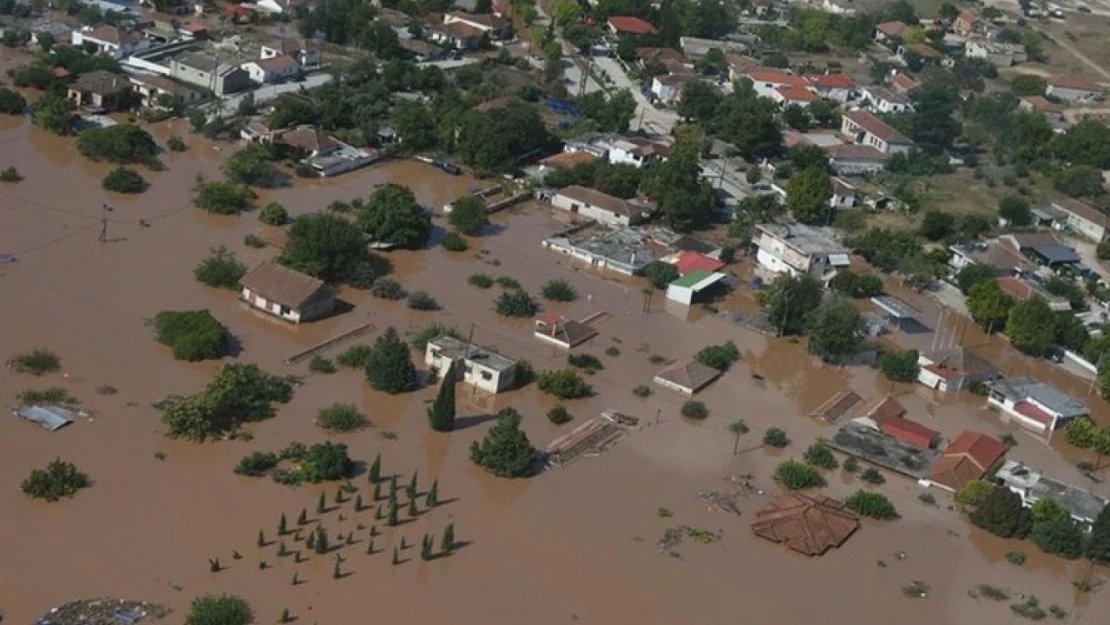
[241,55,299,84]
[874,21,908,44]
[890,73,918,94]
[744,69,808,99]
[71,24,149,59]
[607,16,658,36]
[924,431,1006,492]
[805,73,855,103]
[1046,75,1103,103]
[840,109,912,155]
[772,85,818,107]
[987,377,1088,431]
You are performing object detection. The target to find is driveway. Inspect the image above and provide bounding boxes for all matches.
[591,55,679,136]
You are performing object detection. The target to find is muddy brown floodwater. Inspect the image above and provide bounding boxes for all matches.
[3,111,1110,625]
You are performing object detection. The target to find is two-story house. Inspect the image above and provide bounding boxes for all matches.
[744,69,810,100]
[70,24,149,59]
[752,223,851,281]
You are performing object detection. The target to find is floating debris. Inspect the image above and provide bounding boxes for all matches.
[902,581,930,599]
[37,598,170,625]
[698,491,742,516]
[656,525,722,554]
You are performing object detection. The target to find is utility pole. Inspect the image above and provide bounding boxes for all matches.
[98,203,112,243]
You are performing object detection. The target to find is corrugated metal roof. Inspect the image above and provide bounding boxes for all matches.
[15,405,75,431]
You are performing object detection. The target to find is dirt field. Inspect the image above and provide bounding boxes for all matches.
[4,92,1110,625]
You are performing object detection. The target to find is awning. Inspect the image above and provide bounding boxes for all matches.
[871,295,918,320]
[828,253,851,267]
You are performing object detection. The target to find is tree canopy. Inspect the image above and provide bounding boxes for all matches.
[786,167,832,224]
[363,327,418,394]
[154,310,230,362]
[640,128,717,231]
[966,279,1013,332]
[448,195,489,236]
[756,274,823,336]
[185,595,253,625]
[357,184,432,249]
[428,360,457,432]
[279,212,371,284]
[161,364,293,441]
[470,407,538,478]
[806,297,864,363]
[1007,297,1057,356]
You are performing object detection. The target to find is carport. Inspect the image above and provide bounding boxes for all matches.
[870,295,919,332]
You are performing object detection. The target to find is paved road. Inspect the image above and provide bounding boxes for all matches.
[591,55,679,136]
[215,72,334,119]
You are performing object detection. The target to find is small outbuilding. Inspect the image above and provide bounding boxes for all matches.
[664,269,727,306]
[239,261,335,323]
[534,313,599,349]
[917,346,1000,392]
[652,360,722,395]
[424,334,517,394]
[14,405,75,431]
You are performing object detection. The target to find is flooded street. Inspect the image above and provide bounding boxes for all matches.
[3,114,1110,625]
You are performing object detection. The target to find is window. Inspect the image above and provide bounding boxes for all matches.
[280,305,290,315]
[480,371,492,381]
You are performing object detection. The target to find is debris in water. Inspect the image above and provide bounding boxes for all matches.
[902,581,930,599]
[698,491,742,516]
[656,525,722,553]
[893,551,907,561]
[36,598,171,625]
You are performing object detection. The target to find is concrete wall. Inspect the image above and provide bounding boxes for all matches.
[551,193,630,227]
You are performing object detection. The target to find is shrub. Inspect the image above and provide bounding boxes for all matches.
[7,349,61,376]
[448,195,489,235]
[308,356,336,373]
[542,279,577,302]
[300,442,354,482]
[185,594,253,625]
[774,460,826,490]
[681,400,709,419]
[167,135,187,152]
[859,467,885,485]
[844,490,898,520]
[234,452,278,477]
[495,289,539,317]
[1,166,22,182]
[102,166,145,193]
[259,201,289,226]
[194,181,256,215]
[842,457,859,472]
[77,124,158,164]
[468,273,494,289]
[694,341,741,371]
[632,384,652,397]
[336,344,373,368]
[567,353,603,372]
[1006,550,1027,566]
[605,346,620,357]
[643,261,679,288]
[244,233,266,248]
[763,427,790,448]
[470,407,538,478]
[316,402,366,432]
[153,310,230,361]
[803,441,839,469]
[918,492,936,505]
[546,405,572,425]
[0,86,27,114]
[370,277,405,300]
[18,387,76,404]
[407,291,440,311]
[879,349,920,382]
[537,368,594,399]
[955,480,995,507]
[363,327,418,394]
[496,276,521,289]
[21,458,89,501]
[409,323,461,351]
[193,247,247,289]
[441,231,469,251]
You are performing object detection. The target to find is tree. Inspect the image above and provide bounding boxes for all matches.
[426,479,439,507]
[358,184,432,249]
[763,427,790,448]
[469,407,538,478]
[370,277,404,300]
[194,181,256,215]
[580,89,637,132]
[161,364,293,441]
[32,90,77,135]
[830,272,884,298]
[427,361,457,432]
[393,102,436,151]
[879,349,920,382]
[279,213,369,284]
[680,400,709,419]
[1054,165,1105,199]
[907,85,962,153]
[956,264,997,295]
[803,441,839,469]
[999,195,1032,225]
[967,280,1013,333]
[955,479,996,507]
[939,1,959,21]
[716,83,783,160]
[675,79,722,122]
[970,486,1032,539]
[154,310,230,362]
[0,86,27,114]
[192,247,246,291]
[316,403,365,432]
[185,595,253,625]
[369,454,381,483]
[756,274,823,336]
[1011,74,1046,97]
[102,166,145,193]
[1051,119,1110,169]
[806,297,864,363]
[640,129,717,231]
[495,290,540,317]
[21,458,90,501]
[1087,503,1110,563]
[1031,504,1084,559]
[541,279,577,302]
[694,341,741,371]
[77,124,158,165]
[643,261,680,289]
[537,368,593,399]
[783,104,810,131]
[844,491,898,520]
[364,327,418,394]
[259,202,289,226]
[1007,297,1057,356]
[222,143,282,188]
[301,442,353,482]
[919,210,955,241]
[774,460,827,490]
[786,167,831,224]
[448,195,489,235]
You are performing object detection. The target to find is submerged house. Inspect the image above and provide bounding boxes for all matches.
[995,460,1109,528]
[916,346,1000,392]
[986,377,1088,431]
[750,493,860,557]
[424,334,517,394]
[239,261,335,323]
[533,313,598,349]
[923,431,1006,492]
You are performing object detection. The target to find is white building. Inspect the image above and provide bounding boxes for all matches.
[805,73,855,103]
[562,133,669,169]
[860,85,911,114]
[1052,199,1108,242]
[550,185,654,227]
[829,177,857,210]
[987,377,1089,431]
[1046,75,1102,103]
[70,24,149,59]
[653,360,722,395]
[650,74,691,105]
[239,261,335,323]
[664,269,726,306]
[241,55,299,84]
[917,347,1000,392]
[744,70,810,99]
[261,37,321,67]
[995,460,1109,528]
[965,39,1027,67]
[840,109,913,155]
[424,334,517,394]
[752,223,851,281]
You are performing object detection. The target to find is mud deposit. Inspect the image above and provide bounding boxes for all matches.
[3,115,1110,625]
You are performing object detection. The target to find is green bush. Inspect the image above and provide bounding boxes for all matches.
[496,276,521,289]
[316,402,366,432]
[308,356,336,373]
[632,384,652,397]
[102,166,145,193]
[537,368,594,399]
[681,400,709,420]
[448,195,489,235]
[844,490,898,519]
[244,233,266,248]
[605,346,620,357]
[153,310,230,361]
[542,279,578,302]
[567,353,603,372]
[955,480,995,506]
[77,124,157,164]
[167,135,187,152]
[21,458,89,501]
[234,451,278,476]
[1,166,22,182]
[7,348,61,376]
[185,594,253,625]
[194,181,256,215]
[859,467,886,485]
[1006,550,1027,565]
[546,405,572,425]
[694,341,741,371]
[259,201,289,225]
[370,277,404,300]
[0,86,27,114]
[470,407,538,478]
[336,344,373,368]
[408,291,440,311]
[763,427,790,448]
[879,349,920,383]
[774,460,826,490]
[643,261,679,288]
[803,441,838,469]
[19,387,77,404]
[495,289,539,317]
[161,364,292,441]
[300,442,354,482]
[441,231,469,251]
[468,273,494,289]
[842,457,859,472]
[193,247,247,290]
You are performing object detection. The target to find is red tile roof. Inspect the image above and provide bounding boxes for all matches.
[944,431,1005,472]
[1021,95,1058,113]
[806,73,855,89]
[996,276,1034,301]
[746,70,808,88]
[907,43,943,59]
[675,251,725,275]
[1049,75,1102,91]
[1014,401,1053,426]
[876,21,908,37]
[539,151,598,169]
[879,416,939,449]
[891,73,918,93]
[608,16,658,35]
[776,86,818,103]
[845,109,912,145]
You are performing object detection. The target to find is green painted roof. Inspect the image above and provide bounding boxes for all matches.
[670,269,716,288]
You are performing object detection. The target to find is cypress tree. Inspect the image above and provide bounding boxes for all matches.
[364,327,418,394]
[427,361,458,432]
[1086,503,1110,563]
[369,453,381,483]
[278,513,287,535]
[392,546,400,565]
[370,524,378,537]
[408,471,419,498]
[421,533,434,561]
[367,538,375,555]
[332,556,342,579]
[354,494,363,512]
[400,536,408,550]
[971,486,1032,539]
[375,504,383,520]
[426,479,439,508]
[259,561,268,569]
[232,550,242,560]
[315,527,329,554]
[316,491,326,514]
[389,501,399,526]
[390,474,398,497]
[334,488,344,504]
[469,407,539,478]
[442,523,455,552]
[291,572,299,585]
[305,533,314,550]
[297,508,308,525]
[374,482,382,501]
[257,530,265,547]
[279,609,290,623]
[278,541,288,557]
[408,497,418,518]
